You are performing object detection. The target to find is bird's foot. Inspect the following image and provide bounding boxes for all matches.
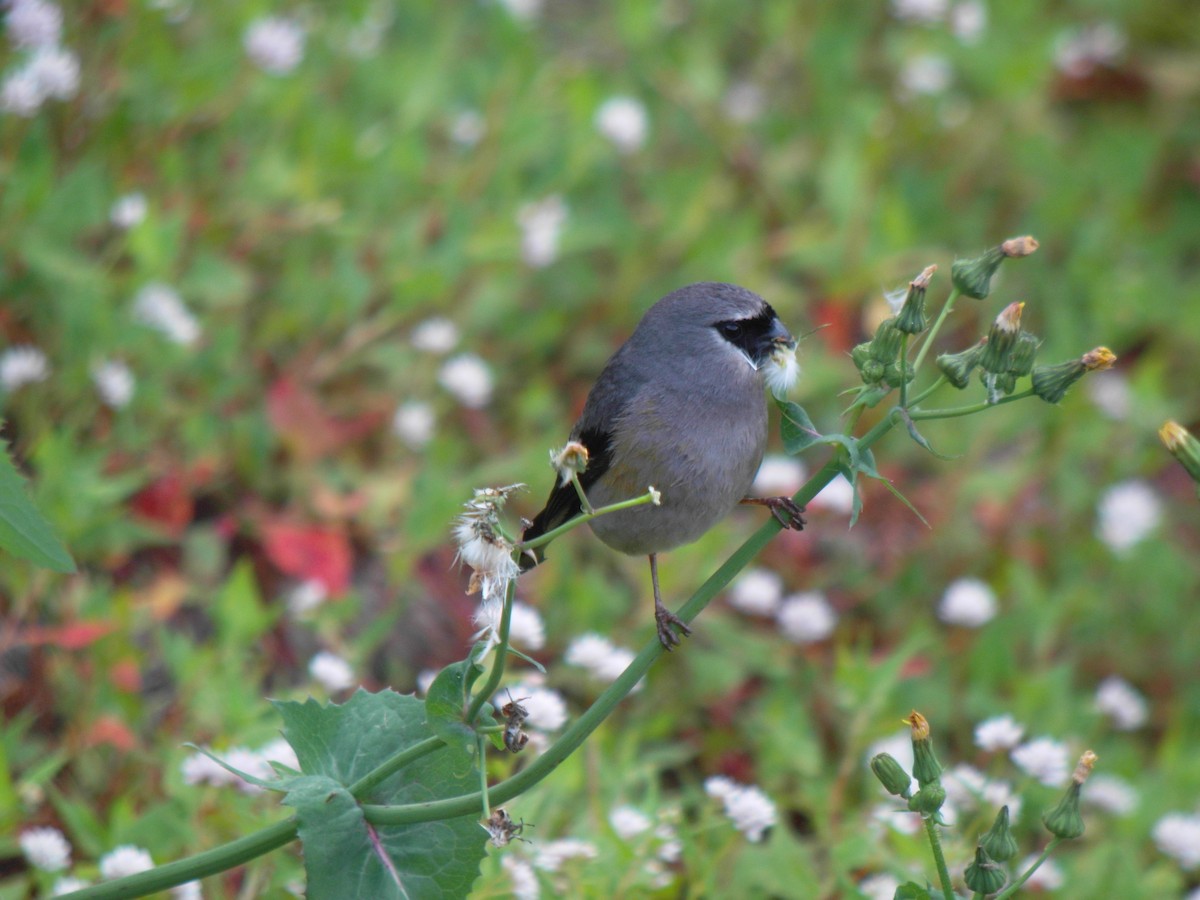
[654,600,692,650]
[742,496,806,531]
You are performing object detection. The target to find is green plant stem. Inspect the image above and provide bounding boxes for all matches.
[478,735,491,819]
[346,736,445,799]
[61,819,299,900]
[466,577,517,723]
[908,389,1032,421]
[994,839,1062,899]
[569,470,595,514]
[907,374,948,407]
[518,489,659,552]
[923,815,957,900]
[913,287,961,373]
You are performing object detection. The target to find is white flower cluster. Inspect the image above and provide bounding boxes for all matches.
[92,359,136,409]
[475,600,546,651]
[724,567,838,642]
[181,737,299,793]
[243,17,305,75]
[936,576,997,627]
[1154,811,1200,870]
[132,283,201,346]
[438,353,493,408]
[1,1,80,117]
[974,714,1024,751]
[594,96,648,154]
[564,632,637,684]
[1010,736,1071,787]
[704,775,777,842]
[1096,479,1161,554]
[890,0,986,43]
[1054,22,1126,78]
[20,826,71,872]
[0,344,50,392]
[517,195,567,268]
[99,845,154,879]
[1094,675,1149,730]
[308,650,355,692]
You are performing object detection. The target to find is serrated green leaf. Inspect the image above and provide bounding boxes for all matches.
[898,408,957,460]
[776,399,821,454]
[275,690,486,900]
[0,437,75,572]
[893,883,932,900]
[425,656,489,755]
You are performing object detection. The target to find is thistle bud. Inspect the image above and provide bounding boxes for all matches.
[884,359,915,389]
[979,302,1025,374]
[964,846,1008,895]
[904,711,943,786]
[1159,420,1200,490]
[1007,331,1042,377]
[850,342,872,371]
[1042,750,1096,840]
[870,753,913,799]
[906,781,947,815]
[895,265,937,335]
[936,340,986,389]
[951,236,1039,299]
[1031,347,1117,404]
[550,441,590,486]
[870,318,905,364]
[979,805,1018,862]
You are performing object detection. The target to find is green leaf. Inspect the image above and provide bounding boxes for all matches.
[898,408,957,460]
[776,399,821,455]
[893,883,932,900]
[0,437,75,572]
[424,653,491,755]
[276,690,486,899]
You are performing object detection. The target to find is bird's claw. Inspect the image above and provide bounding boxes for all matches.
[764,496,806,531]
[654,602,692,650]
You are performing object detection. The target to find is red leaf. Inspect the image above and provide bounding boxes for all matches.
[86,715,137,751]
[266,376,386,461]
[130,472,194,536]
[21,621,116,649]
[262,520,352,594]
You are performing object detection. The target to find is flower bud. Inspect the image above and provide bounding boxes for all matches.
[884,359,915,389]
[979,805,1018,862]
[1159,421,1200,489]
[1031,347,1117,404]
[906,781,947,815]
[550,441,590,486]
[905,711,943,786]
[936,340,986,389]
[979,302,1025,374]
[870,753,913,799]
[870,318,905,364]
[895,265,936,335]
[1042,750,1095,840]
[951,236,1039,299]
[964,846,1007,894]
[1007,331,1041,377]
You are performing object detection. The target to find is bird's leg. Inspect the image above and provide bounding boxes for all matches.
[740,496,806,531]
[649,553,691,650]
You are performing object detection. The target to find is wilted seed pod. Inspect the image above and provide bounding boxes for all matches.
[869,318,906,364]
[979,302,1025,374]
[980,806,1019,862]
[951,235,1039,300]
[964,846,1008,894]
[1159,421,1200,491]
[895,265,936,335]
[1007,331,1042,377]
[1031,347,1117,403]
[870,753,914,799]
[936,340,986,389]
[905,711,943,786]
[906,781,947,815]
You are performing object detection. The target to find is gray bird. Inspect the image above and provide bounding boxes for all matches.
[521,282,805,649]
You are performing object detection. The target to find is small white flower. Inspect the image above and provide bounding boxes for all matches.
[594,96,648,154]
[410,317,459,354]
[438,353,493,408]
[181,749,236,787]
[27,45,79,100]
[1054,22,1126,78]
[858,872,902,900]
[416,668,437,695]
[1083,773,1138,816]
[1094,675,1148,730]
[257,737,299,774]
[509,601,546,650]
[309,651,355,692]
[710,780,776,843]
[1154,812,1200,869]
[1011,737,1071,787]
[132,282,201,346]
[704,775,737,800]
[517,195,568,268]
[285,578,327,617]
[392,400,435,448]
[980,778,1022,820]
[519,686,568,732]
[941,763,986,808]
[974,714,1025,751]
[1096,480,1161,554]
[502,856,540,900]
[655,821,682,862]
[777,591,837,643]
[243,17,305,75]
[450,110,485,147]
[1,66,44,115]
[890,0,947,24]
[610,805,653,840]
[1085,370,1132,420]
[0,345,50,390]
[596,644,636,682]
[727,567,784,616]
[495,0,543,23]
[172,881,202,900]
[52,876,92,896]
[564,632,615,671]
[751,454,806,498]
[91,359,135,409]
[110,192,148,229]
[899,54,953,98]
[6,0,63,49]
[533,838,597,872]
[99,845,154,879]
[19,826,71,872]
[937,577,997,627]
[951,0,987,44]
[809,474,854,514]
[722,81,765,123]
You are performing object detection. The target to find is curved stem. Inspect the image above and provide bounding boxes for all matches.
[908,389,1032,421]
[466,577,517,723]
[994,839,1061,899]
[347,736,445,799]
[518,490,659,552]
[923,815,957,900]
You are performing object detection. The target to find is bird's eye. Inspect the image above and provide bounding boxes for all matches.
[719,321,743,339]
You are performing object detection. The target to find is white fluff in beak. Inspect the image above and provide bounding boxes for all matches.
[763,341,800,398]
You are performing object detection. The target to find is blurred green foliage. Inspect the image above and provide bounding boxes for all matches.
[2,0,1200,897]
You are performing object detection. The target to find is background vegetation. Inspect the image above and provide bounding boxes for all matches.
[2,0,1199,896]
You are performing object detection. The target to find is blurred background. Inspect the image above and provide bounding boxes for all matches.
[2,0,1200,896]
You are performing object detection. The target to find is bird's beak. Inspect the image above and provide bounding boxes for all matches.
[767,317,796,351]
